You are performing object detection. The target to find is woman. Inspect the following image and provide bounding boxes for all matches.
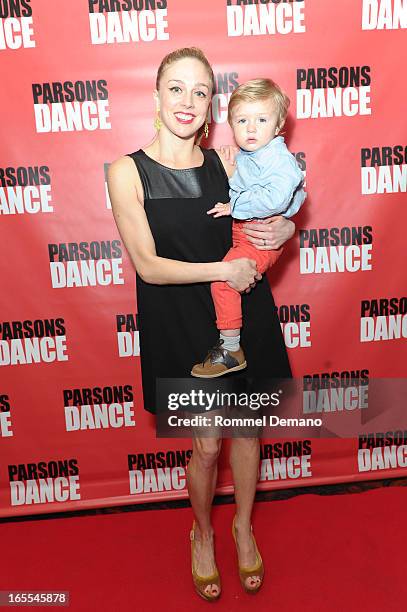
[108,47,295,601]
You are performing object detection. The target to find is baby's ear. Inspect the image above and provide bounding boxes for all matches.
[275,121,285,135]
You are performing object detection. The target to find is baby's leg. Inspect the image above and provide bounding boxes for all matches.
[232,220,284,276]
[190,237,248,377]
[212,221,283,344]
[210,236,251,352]
[190,222,283,378]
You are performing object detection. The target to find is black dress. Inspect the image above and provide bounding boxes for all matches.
[126,147,292,414]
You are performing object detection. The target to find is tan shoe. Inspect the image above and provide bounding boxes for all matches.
[232,516,264,594]
[190,522,221,601]
[191,340,247,378]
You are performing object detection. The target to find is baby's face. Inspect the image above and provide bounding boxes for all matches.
[230,98,280,151]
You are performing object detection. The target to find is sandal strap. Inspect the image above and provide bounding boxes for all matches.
[239,562,263,578]
[193,572,221,586]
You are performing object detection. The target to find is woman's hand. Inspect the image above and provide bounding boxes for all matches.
[207,202,231,218]
[224,258,262,293]
[219,145,239,166]
[242,215,295,250]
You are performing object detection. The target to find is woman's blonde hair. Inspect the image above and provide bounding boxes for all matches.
[156,47,216,96]
[228,78,290,130]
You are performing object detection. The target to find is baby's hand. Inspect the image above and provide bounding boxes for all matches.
[207,202,232,218]
[219,145,239,165]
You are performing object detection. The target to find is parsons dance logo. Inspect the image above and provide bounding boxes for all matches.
[0,318,68,367]
[358,431,407,472]
[299,226,373,274]
[8,459,80,507]
[362,0,407,29]
[32,80,111,133]
[259,441,312,481]
[0,0,35,49]
[63,385,135,431]
[208,72,239,126]
[296,65,372,118]
[360,297,407,342]
[128,449,192,495]
[292,151,306,185]
[361,145,407,195]
[0,394,13,438]
[88,0,169,44]
[48,240,124,288]
[0,165,52,215]
[277,303,311,349]
[116,314,140,357]
[303,370,369,415]
[226,0,306,37]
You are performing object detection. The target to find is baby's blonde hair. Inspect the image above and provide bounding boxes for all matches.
[228,78,290,130]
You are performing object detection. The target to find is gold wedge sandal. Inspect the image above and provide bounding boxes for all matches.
[232,515,264,594]
[190,521,221,602]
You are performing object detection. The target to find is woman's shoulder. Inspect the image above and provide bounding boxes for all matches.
[108,152,140,175]
[107,153,144,200]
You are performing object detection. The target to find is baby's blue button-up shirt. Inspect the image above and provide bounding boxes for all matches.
[229,136,306,220]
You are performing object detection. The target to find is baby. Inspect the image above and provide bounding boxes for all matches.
[191,78,306,378]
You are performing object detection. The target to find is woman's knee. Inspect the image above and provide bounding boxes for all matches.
[193,438,222,468]
[231,436,260,455]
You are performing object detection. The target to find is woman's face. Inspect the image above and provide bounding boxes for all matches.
[156,57,212,140]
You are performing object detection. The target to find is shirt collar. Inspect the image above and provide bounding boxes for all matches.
[238,135,284,157]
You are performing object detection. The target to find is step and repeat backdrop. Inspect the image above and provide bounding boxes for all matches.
[1,0,406,517]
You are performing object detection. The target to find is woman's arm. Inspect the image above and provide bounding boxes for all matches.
[107,156,259,289]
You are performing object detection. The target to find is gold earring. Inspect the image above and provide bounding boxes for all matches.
[204,122,209,138]
[154,112,162,131]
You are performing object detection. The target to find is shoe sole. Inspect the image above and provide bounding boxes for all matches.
[190,361,247,378]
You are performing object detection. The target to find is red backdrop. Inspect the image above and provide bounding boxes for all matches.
[1,0,406,517]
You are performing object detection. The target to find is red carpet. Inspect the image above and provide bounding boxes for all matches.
[2,487,406,611]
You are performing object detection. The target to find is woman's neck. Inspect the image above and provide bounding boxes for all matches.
[144,131,203,169]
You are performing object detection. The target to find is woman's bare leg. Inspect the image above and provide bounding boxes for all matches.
[230,436,261,587]
[187,433,222,594]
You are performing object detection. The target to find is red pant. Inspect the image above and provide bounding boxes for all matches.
[211,220,283,330]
